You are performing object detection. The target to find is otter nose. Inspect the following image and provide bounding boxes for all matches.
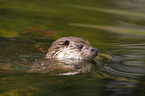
[91,47,98,53]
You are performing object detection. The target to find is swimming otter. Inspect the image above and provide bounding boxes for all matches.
[0,37,98,75]
[46,37,98,60]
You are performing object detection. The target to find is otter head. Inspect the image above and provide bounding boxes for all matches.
[46,37,98,60]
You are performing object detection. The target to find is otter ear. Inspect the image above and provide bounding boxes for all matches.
[62,40,70,48]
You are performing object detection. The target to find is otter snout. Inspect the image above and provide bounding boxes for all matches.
[91,47,98,54]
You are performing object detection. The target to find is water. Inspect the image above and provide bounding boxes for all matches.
[0,0,145,96]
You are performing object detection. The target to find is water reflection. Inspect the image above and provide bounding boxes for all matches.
[131,75,145,96]
[102,43,145,78]
[99,78,135,96]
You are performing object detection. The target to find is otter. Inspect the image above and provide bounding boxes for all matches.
[46,37,98,60]
[30,37,99,75]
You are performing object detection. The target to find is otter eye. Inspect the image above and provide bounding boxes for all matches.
[78,45,83,50]
[62,40,70,48]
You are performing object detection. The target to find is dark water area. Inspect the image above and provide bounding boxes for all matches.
[0,0,145,96]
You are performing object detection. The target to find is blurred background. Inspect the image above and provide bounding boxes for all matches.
[1,0,145,39]
[0,0,145,96]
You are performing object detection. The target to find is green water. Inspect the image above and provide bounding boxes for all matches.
[0,0,145,96]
